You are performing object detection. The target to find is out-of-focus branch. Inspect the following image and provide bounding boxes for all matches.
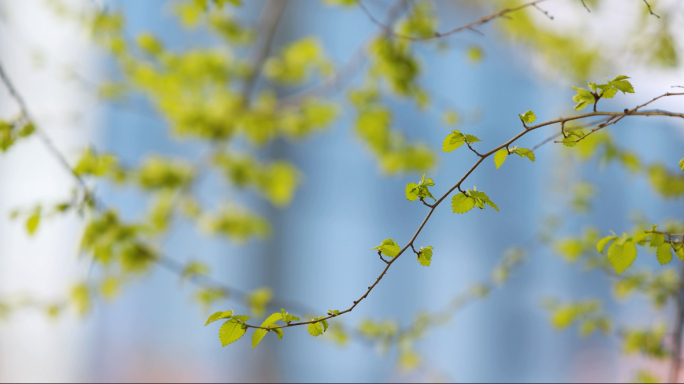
[642,0,660,18]
[0,59,87,192]
[356,0,547,41]
[241,0,288,105]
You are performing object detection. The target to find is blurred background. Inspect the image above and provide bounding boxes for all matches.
[0,0,683,382]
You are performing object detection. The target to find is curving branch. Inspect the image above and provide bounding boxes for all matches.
[356,0,547,41]
[0,57,315,318]
[0,59,88,193]
[239,91,684,332]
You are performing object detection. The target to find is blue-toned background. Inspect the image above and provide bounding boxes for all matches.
[1,0,683,382]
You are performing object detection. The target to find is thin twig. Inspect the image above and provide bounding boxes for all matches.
[0,59,88,193]
[239,91,684,332]
[279,0,409,107]
[530,117,612,151]
[642,0,661,18]
[355,0,547,41]
[533,3,554,20]
[554,93,684,144]
[580,0,591,12]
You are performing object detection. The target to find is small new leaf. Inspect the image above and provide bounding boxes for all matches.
[451,193,475,214]
[405,183,419,201]
[26,208,41,236]
[572,86,596,111]
[370,239,401,258]
[205,310,233,326]
[464,134,481,144]
[607,239,637,275]
[656,244,673,265]
[494,148,508,169]
[308,322,324,336]
[519,111,536,124]
[469,190,499,212]
[273,328,284,340]
[442,131,466,152]
[512,148,535,162]
[679,158,684,171]
[596,236,616,254]
[219,319,247,346]
[251,312,283,348]
[417,246,433,267]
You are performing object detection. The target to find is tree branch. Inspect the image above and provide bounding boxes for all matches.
[0,59,88,193]
[236,91,684,332]
[356,0,548,41]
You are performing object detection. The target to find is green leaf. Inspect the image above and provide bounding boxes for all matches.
[562,137,578,147]
[519,111,536,124]
[607,240,638,275]
[17,123,35,138]
[252,328,268,348]
[676,246,684,261]
[632,231,650,245]
[370,239,401,257]
[650,232,665,247]
[608,75,634,94]
[308,321,324,336]
[417,246,433,267]
[494,149,508,169]
[600,86,618,99]
[451,193,475,214]
[596,236,615,254]
[405,183,419,201]
[219,319,247,346]
[231,315,251,322]
[572,86,596,111]
[656,244,673,265]
[512,148,535,162]
[273,328,284,340]
[679,158,684,171]
[26,208,41,236]
[464,134,481,144]
[442,131,465,152]
[205,310,233,326]
[469,190,499,212]
[251,312,283,348]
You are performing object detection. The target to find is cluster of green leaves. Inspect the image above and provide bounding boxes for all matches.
[451,187,498,214]
[494,146,535,169]
[544,299,612,337]
[205,310,251,346]
[597,226,684,275]
[571,75,634,110]
[213,153,299,207]
[371,239,401,258]
[441,129,481,152]
[405,174,435,202]
[350,85,435,174]
[566,130,684,199]
[264,37,333,84]
[0,119,35,152]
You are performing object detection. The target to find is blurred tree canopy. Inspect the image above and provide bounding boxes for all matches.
[1,0,684,381]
